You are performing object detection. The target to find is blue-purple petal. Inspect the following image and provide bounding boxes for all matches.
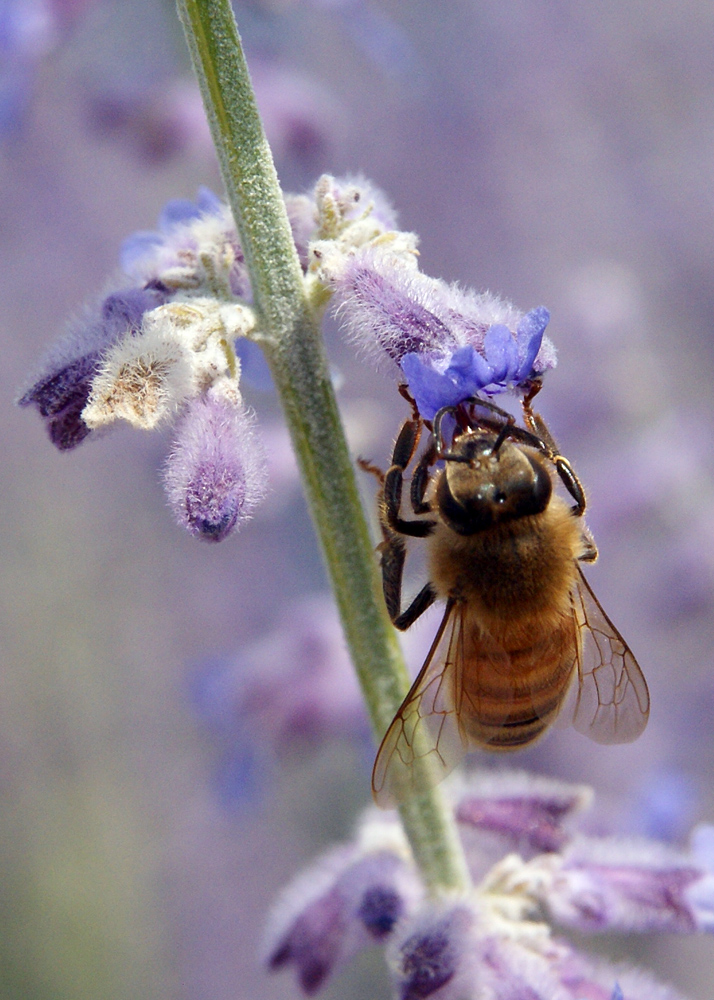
[120,230,163,273]
[101,286,166,335]
[515,306,550,379]
[159,197,205,229]
[196,186,223,215]
[447,344,489,384]
[400,353,464,421]
[159,188,222,230]
[401,345,498,420]
[483,324,518,383]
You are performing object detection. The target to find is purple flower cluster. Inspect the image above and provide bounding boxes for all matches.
[314,240,557,420]
[18,174,410,541]
[18,168,561,546]
[265,771,709,999]
[18,187,283,540]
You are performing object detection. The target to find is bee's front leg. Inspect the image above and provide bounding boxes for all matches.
[522,397,588,517]
[379,418,437,630]
[382,418,436,537]
[379,531,436,630]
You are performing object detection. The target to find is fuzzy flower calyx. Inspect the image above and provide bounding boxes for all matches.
[265,812,422,994]
[164,377,267,542]
[266,771,706,999]
[313,237,557,420]
[83,298,253,431]
[18,285,167,449]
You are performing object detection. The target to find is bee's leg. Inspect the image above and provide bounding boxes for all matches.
[578,525,598,563]
[554,455,587,517]
[464,396,514,425]
[398,382,421,420]
[521,388,560,453]
[410,441,436,515]
[393,582,437,631]
[383,419,436,537]
[357,457,385,484]
[379,528,437,629]
[376,417,438,629]
[521,396,588,517]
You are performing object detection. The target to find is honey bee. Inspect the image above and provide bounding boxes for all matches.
[366,389,649,807]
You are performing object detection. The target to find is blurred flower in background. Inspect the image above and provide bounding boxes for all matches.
[266,772,712,998]
[188,595,370,810]
[4,1,714,1000]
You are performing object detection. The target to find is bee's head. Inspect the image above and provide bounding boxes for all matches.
[435,430,552,536]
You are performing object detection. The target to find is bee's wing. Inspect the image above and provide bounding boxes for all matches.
[569,567,649,743]
[372,600,469,808]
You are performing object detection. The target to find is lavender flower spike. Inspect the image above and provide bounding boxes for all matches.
[488,830,714,936]
[315,240,557,420]
[164,377,267,541]
[389,895,689,1000]
[268,772,699,999]
[120,186,252,299]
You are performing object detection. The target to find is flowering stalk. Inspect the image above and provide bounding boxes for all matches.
[174,0,470,894]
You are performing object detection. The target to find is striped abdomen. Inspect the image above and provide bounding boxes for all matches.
[456,610,578,750]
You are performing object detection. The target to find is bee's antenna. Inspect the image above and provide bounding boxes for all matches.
[433,404,458,457]
[489,422,511,456]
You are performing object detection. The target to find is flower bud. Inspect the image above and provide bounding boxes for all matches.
[265,813,421,995]
[164,381,267,541]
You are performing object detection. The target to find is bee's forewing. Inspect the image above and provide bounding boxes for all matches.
[372,601,468,808]
[570,567,650,743]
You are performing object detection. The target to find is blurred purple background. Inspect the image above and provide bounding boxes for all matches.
[2,0,714,997]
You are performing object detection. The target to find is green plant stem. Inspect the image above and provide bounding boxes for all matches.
[176,0,470,895]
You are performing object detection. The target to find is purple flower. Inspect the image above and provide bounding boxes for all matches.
[267,771,706,998]
[188,595,371,807]
[189,594,365,745]
[314,174,399,238]
[528,834,714,934]
[390,905,463,1000]
[400,308,551,420]
[118,186,253,297]
[455,771,592,855]
[164,382,267,541]
[387,898,670,1000]
[120,185,320,297]
[315,241,556,420]
[264,815,422,994]
[18,285,166,450]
